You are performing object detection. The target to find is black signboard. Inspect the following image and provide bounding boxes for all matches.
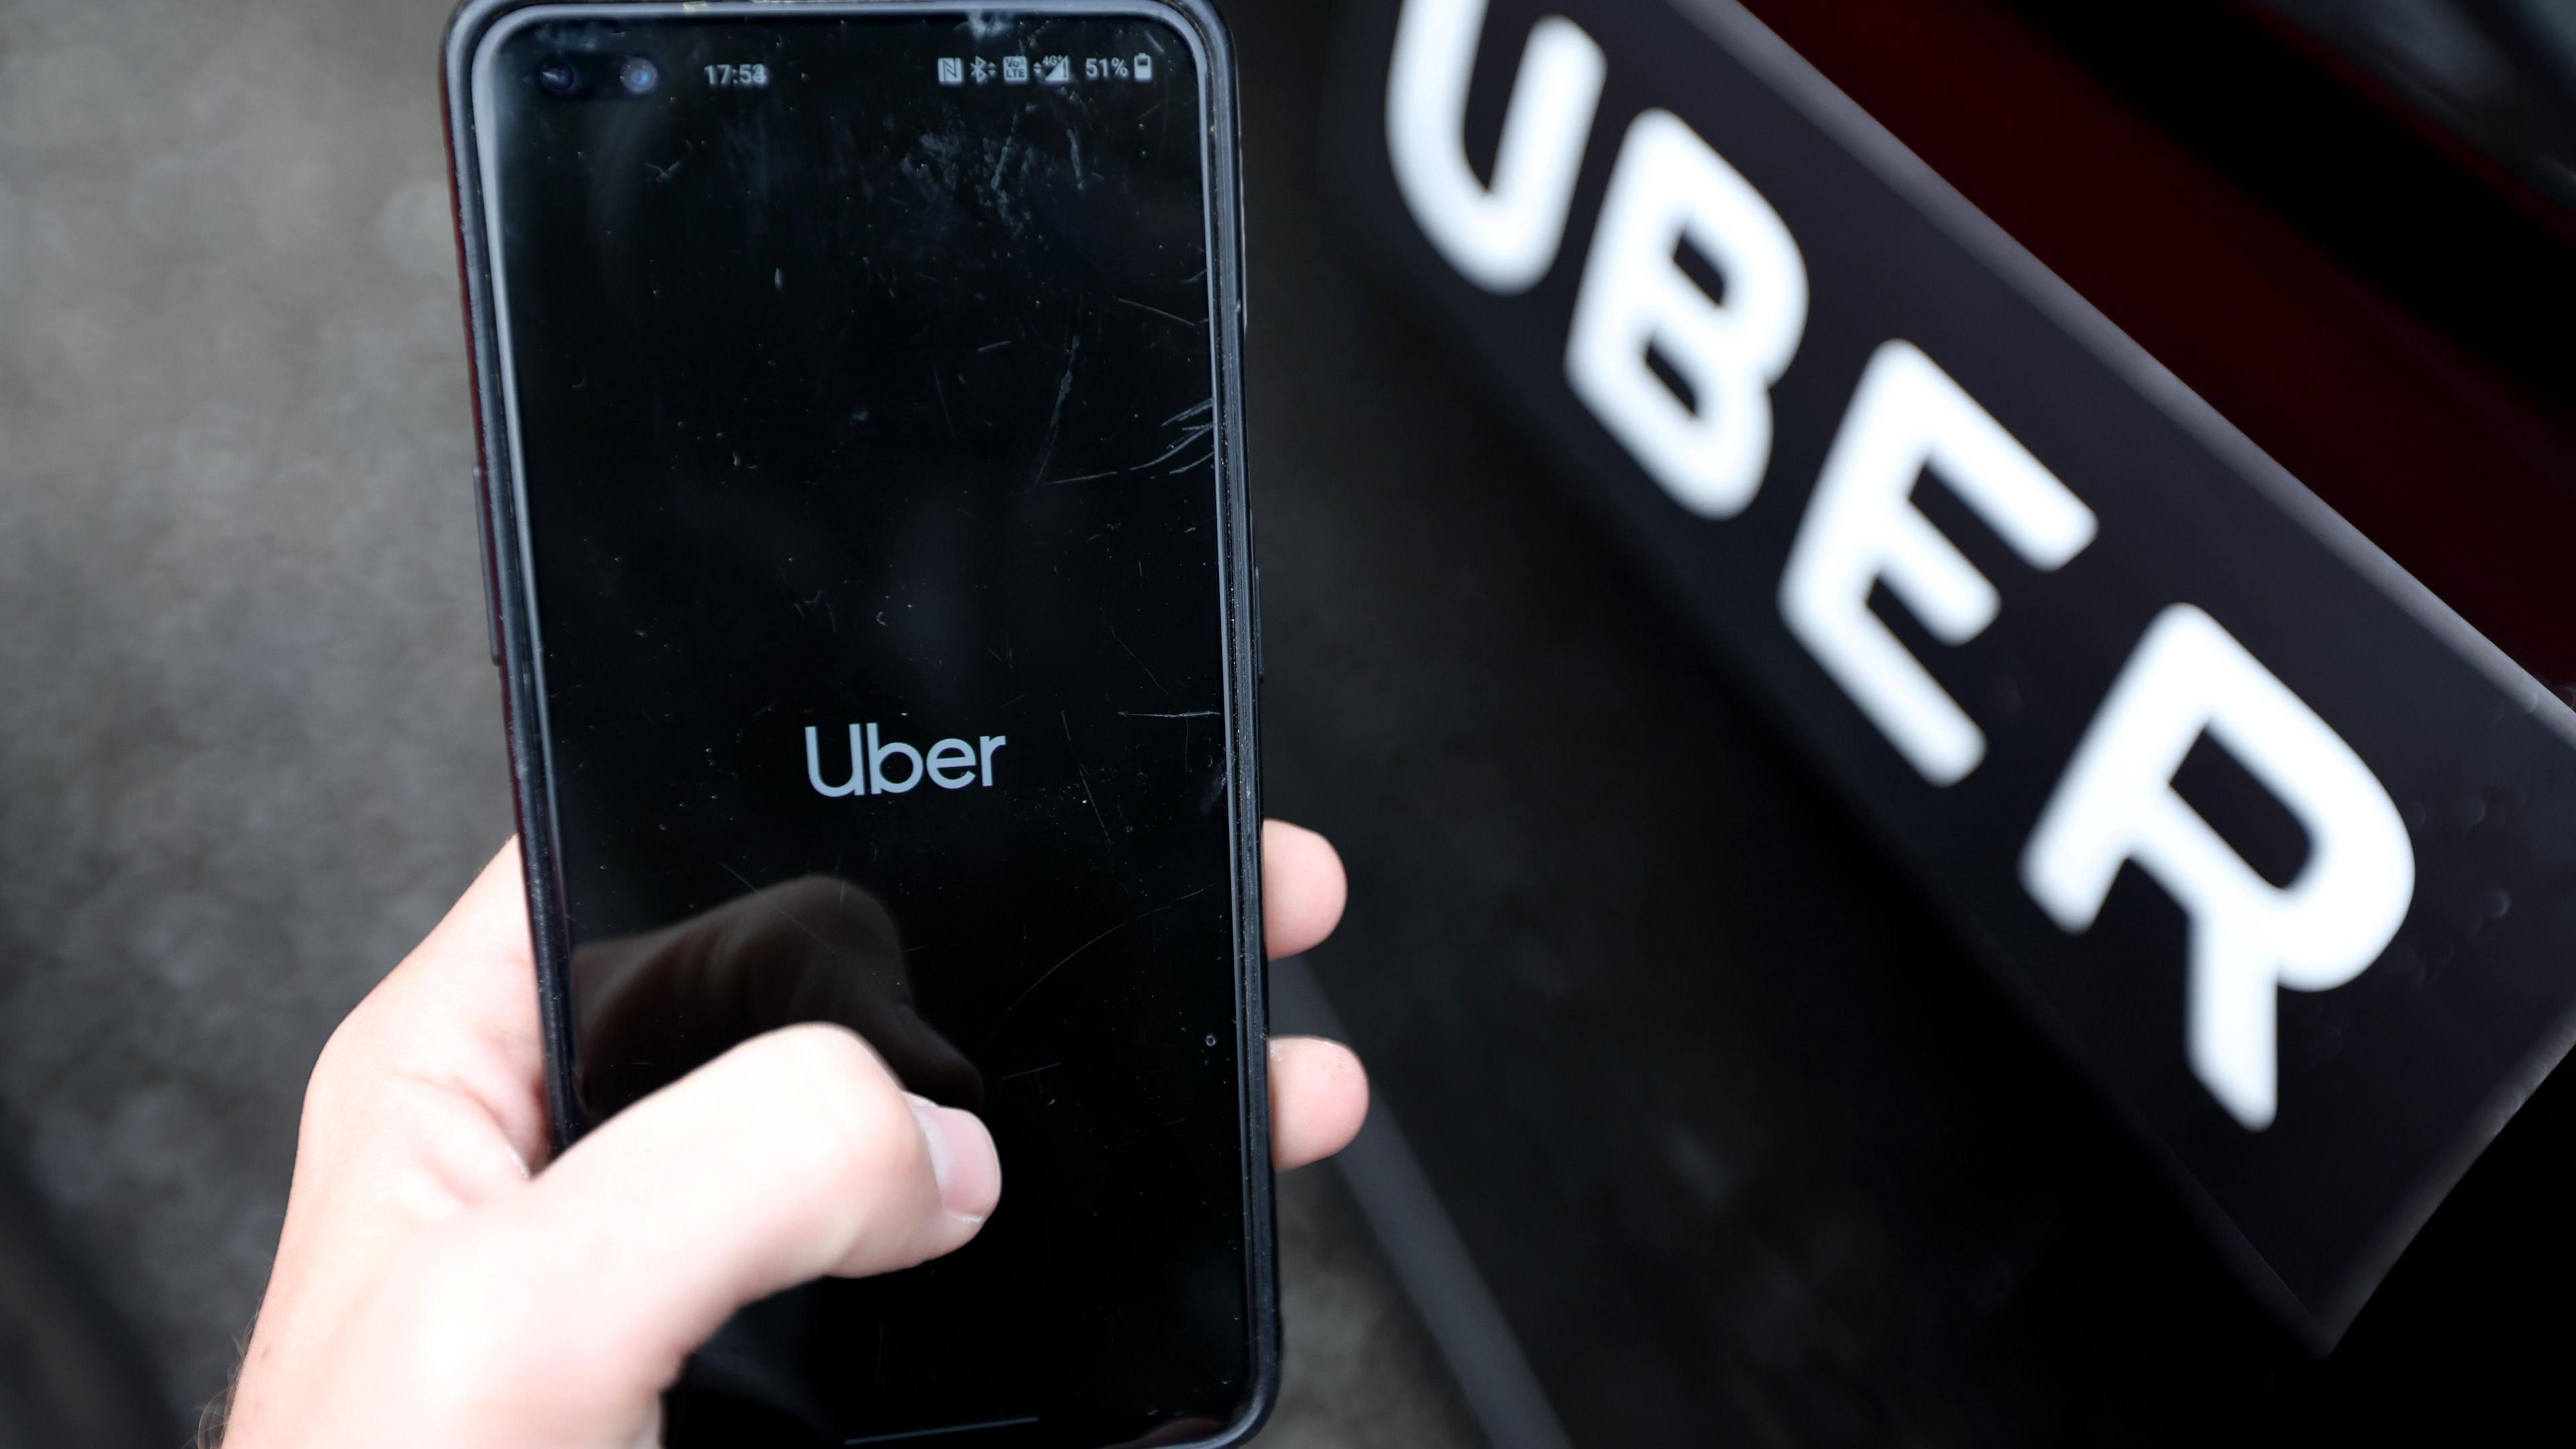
[1328,0,2576,1344]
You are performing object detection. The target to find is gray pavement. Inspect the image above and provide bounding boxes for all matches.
[0,0,1476,1440]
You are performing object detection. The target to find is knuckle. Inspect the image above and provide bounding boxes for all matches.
[298,1016,380,1136]
[759,1025,923,1184]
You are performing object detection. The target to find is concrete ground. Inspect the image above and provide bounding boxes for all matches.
[0,0,1481,1441]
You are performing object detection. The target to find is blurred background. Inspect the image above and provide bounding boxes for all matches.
[5,0,2576,1444]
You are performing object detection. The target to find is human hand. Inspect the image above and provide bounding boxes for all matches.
[217,820,1363,1449]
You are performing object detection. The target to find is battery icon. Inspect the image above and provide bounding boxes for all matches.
[1133,53,1153,81]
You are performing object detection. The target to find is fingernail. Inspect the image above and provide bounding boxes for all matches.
[907,1093,1000,1224]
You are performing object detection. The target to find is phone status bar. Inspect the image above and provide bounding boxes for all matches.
[934,52,1154,87]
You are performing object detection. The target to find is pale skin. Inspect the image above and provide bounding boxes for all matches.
[218,819,1365,1449]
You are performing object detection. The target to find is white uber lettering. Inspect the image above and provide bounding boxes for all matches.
[2021,605,2414,1130]
[1566,109,1807,519]
[1387,0,1605,294]
[806,724,865,797]
[806,723,1005,798]
[867,722,924,794]
[1780,341,2098,785]
[925,737,980,789]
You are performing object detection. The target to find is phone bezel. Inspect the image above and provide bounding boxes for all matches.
[437,2,1275,1442]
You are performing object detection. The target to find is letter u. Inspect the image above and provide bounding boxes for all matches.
[805,724,867,797]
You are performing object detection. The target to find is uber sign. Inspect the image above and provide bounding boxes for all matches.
[1338,0,2576,1342]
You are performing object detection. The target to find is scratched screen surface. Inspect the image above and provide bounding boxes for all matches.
[481,11,1246,1446]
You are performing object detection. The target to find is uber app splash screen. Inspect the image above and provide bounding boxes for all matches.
[480,11,1246,1444]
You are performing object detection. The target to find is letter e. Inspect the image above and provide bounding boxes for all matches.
[1780,341,2098,785]
[926,738,978,789]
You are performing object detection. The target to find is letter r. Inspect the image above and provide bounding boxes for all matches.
[2021,605,2415,1130]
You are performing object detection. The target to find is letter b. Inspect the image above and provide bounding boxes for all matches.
[1566,109,1807,519]
[2021,605,2414,1130]
[867,722,924,794]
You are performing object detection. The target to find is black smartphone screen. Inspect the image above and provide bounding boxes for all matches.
[469,7,1256,1446]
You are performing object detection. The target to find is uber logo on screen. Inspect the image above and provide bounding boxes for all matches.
[1343,0,2576,1343]
[806,722,1007,796]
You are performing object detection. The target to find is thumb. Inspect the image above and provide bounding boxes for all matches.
[400,1024,1000,1441]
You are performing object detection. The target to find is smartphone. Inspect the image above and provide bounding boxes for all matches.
[439,3,1269,1444]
